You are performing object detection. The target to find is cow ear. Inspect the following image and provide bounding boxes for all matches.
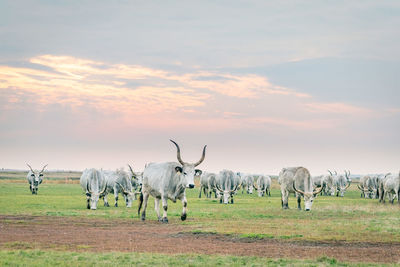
[195,169,202,176]
[175,166,183,173]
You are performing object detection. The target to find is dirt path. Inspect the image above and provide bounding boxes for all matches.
[1,215,399,263]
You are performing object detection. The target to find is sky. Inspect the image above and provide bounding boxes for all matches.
[0,1,399,175]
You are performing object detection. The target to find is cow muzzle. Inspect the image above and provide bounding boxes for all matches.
[188,184,195,189]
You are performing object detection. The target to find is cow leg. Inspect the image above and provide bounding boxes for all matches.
[114,191,118,207]
[86,196,90,209]
[281,190,289,209]
[154,197,161,221]
[198,186,202,198]
[181,195,187,221]
[297,195,302,210]
[383,191,387,204]
[103,194,110,207]
[161,196,168,223]
[141,192,149,221]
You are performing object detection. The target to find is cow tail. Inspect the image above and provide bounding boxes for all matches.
[137,192,143,216]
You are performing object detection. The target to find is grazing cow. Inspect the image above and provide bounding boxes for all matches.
[199,172,218,198]
[138,140,206,223]
[381,172,400,204]
[102,168,135,207]
[279,167,323,211]
[240,174,254,194]
[128,164,143,200]
[332,170,351,197]
[26,164,47,194]
[358,175,379,199]
[215,170,240,204]
[254,175,271,197]
[80,168,107,210]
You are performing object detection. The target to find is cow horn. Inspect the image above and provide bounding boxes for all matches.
[253,183,257,190]
[86,183,93,194]
[100,182,108,195]
[194,145,207,167]
[327,170,333,176]
[334,170,337,175]
[40,164,48,173]
[357,184,363,191]
[170,139,185,165]
[344,180,351,190]
[116,182,129,194]
[230,184,238,193]
[127,164,134,175]
[26,163,35,173]
[292,181,305,195]
[215,183,223,192]
[313,185,324,195]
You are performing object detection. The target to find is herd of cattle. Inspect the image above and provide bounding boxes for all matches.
[26,140,400,223]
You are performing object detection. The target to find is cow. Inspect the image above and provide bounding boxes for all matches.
[80,168,107,210]
[199,172,218,198]
[215,170,240,204]
[358,175,379,199]
[26,164,47,194]
[381,172,400,204]
[240,174,254,194]
[279,167,323,211]
[332,170,351,197]
[128,164,143,200]
[378,173,391,203]
[254,175,271,197]
[102,168,135,207]
[138,140,206,223]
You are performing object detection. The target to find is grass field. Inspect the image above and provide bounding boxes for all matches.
[1,174,400,266]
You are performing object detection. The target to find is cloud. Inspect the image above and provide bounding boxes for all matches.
[0,54,377,133]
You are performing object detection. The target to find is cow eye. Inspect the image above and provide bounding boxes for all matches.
[183,172,187,175]
[31,174,35,176]
[39,174,43,176]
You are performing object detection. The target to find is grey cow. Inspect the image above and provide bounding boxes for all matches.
[381,172,400,204]
[332,170,351,197]
[26,164,47,194]
[128,164,143,200]
[199,172,218,198]
[254,175,271,197]
[279,167,323,211]
[80,168,107,210]
[102,168,135,207]
[138,140,206,223]
[215,170,241,204]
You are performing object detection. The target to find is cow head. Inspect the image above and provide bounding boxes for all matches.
[170,140,206,189]
[27,164,47,194]
[86,182,107,210]
[293,181,324,211]
[128,164,143,190]
[215,183,238,204]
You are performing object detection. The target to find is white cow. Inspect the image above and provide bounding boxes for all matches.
[80,168,107,210]
[26,164,47,195]
[138,140,206,223]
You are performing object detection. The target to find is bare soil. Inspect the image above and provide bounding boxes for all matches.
[1,215,399,263]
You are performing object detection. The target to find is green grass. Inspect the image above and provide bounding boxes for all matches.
[1,181,400,243]
[0,250,394,267]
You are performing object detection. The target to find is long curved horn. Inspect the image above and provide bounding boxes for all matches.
[116,182,129,194]
[334,170,337,175]
[40,164,48,173]
[313,185,324,195]
[292,181,305,195]
[344,180,351,190]
[86,183,93,194]
[327,170,333,176]
[215,183,223,192]
[230,184,238,193]
[357,184,363,191]
[100,182,108,195]
[253,183,257,190]
[127,164,134,175]
[26,163,35,173]
[170,139,185,165]
[194,145,207,167]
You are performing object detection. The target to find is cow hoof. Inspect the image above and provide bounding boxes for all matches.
[114,203,117,207]
[141,216,145,221]
[162,217,168,223]
[87,205,90,209]
[181,214,187,221]
[231,199,234,204]
[219,199,222,204]
[158,216,162,222]
[104,203,109,207]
